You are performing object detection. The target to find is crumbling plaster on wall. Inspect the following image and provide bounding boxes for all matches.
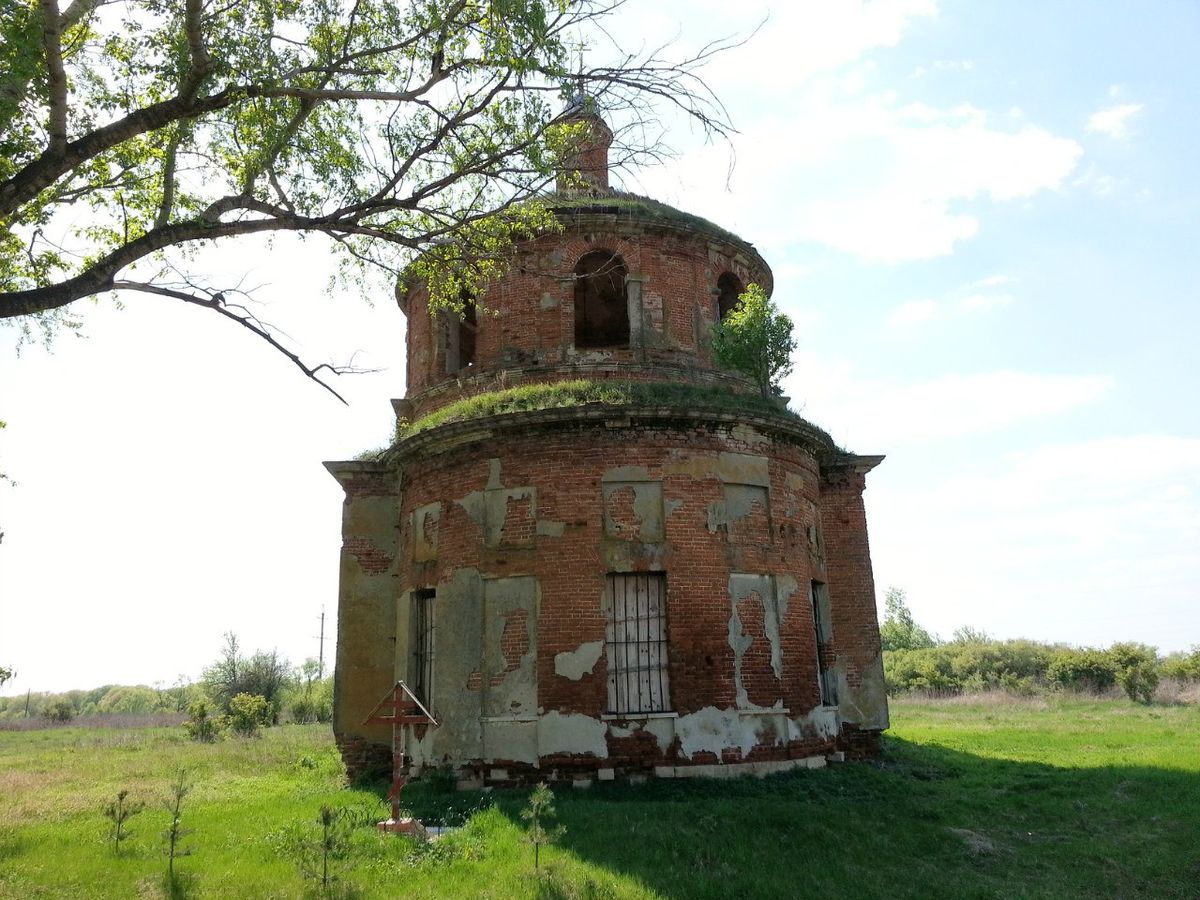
[834,652,890,731]
[554,640,604,681]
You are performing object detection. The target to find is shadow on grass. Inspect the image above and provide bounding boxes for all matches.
[399,736,1200,900]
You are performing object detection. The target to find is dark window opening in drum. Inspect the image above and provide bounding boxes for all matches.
[717,271,744,321]
[574,251,629,348]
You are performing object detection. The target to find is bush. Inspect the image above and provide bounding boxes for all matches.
[202,634,293,725]
[1109,643,1159,703]
[1046,649,1118,694]
[1161,647,1200,682]
[228,693,269,737]
[183,698,225,742]
[43,699,75,722]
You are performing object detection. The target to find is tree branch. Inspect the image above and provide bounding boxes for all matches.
[39,0,68,155]
[110,279,374,404]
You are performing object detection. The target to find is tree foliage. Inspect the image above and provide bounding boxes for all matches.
[201,632,291,723]
[0,0,731,397]
[879,586,937,652]
[708,283,797,396]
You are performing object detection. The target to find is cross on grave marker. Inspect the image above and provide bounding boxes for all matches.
[363,681,438,831]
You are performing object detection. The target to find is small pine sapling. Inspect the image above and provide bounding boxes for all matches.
[103,789,145,855]
[162,772,193,885]
[521,783,565,870]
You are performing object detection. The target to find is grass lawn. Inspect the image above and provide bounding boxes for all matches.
[0,695,1196,898]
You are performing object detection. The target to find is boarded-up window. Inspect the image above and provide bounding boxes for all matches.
[604,573,670,714]
[574,251,629,348]
[717,271,743,321]
[410,589,435,707]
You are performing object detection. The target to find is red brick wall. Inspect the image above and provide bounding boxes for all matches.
[400,220,771,416]
[388,415,881,772]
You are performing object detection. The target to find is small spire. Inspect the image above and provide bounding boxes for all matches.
[555,96,612,195]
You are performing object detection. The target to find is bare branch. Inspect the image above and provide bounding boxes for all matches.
[110,279,376,404]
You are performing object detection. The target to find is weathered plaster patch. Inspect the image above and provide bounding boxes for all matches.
[723,483,771,542]
[539,292,558,309]
[601,466,652,482]
[482,719,539,765]
[554,641,604,681]
[836,653,890,730]
[483,576,538,718]
[412,502,441,562]
[603,480,664,541]
[536,520,565,537]
[675,706,761,759]
[538,711,608,758]
[790,706,840,742]
[664,451,770,486]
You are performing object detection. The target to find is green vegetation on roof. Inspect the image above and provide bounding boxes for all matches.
[545,190,755,255]
[398,379,830,443]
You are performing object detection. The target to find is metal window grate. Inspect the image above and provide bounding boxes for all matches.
[604,573,670,714]
[410,589,435,707]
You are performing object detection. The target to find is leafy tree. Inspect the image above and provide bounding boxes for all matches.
[0,665,13,690]
[1,0,730,397]
[202,633,292,723]
[879,587,937,652]
[709,283,797,396]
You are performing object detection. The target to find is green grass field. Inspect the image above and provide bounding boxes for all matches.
[1,695,1196,899]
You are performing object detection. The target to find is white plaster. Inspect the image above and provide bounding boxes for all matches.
[642,715,676,754]
[554,640,604,681]
[675,706,759,759]
[537,710,609,758]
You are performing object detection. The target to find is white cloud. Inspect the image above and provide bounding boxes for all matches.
[957,292,1013,312]
[889,298,939,324]
[786,361,1112,447]
[1086,103,1143,140]
[969,274,1013,289]
[639,94,1082,263]
[871,433,1200,651]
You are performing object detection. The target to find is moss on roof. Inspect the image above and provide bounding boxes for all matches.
[544,190,758,258]
[396,379,832,445]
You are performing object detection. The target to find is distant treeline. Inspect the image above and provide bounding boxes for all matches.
[881,588,1200,701]
[0,633,333,727]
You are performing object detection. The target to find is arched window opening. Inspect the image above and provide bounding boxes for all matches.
[458,290,477,369]
[574,251,629,348]
[441,290,478,374]
[717,272,743,321]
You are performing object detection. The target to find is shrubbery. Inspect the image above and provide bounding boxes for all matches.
[880,588,1197,703]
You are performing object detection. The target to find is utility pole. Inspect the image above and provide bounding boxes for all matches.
[317,607,325,679]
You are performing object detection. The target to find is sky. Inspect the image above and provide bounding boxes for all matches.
[2,0,1198,694]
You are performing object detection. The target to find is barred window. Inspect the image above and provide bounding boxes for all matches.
[604,573,670,714]
[410,589,435,707]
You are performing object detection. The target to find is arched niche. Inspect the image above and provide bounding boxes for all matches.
[574,251,629,348]
[717,271,744,321]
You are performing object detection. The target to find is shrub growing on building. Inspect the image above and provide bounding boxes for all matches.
[709,283,797,396]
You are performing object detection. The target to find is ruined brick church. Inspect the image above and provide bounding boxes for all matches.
[326,105,888,785]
